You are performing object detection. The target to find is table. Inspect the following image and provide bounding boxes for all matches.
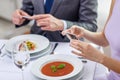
[0,40,108,80]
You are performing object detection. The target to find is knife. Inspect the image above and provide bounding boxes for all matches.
[50,43,58,54]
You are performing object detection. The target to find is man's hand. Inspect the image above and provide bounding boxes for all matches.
[30,14,64,31]
[12,9,30,25]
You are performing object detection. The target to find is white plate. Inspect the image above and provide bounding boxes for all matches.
[5,34,50,54]
[5,44,52,59]
[31,54,83,80]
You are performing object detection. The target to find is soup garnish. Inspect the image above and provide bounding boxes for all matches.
[41,61,73,76]
[50,64,66,72]
[57,64,66,69]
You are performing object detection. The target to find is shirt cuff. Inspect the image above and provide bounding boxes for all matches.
[61,20,67,30]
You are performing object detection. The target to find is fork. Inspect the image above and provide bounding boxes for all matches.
[0,44,5,55]
[0,44,5,59]
[78,57,87,63]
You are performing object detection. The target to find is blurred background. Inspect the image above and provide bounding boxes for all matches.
[0,0,112,55]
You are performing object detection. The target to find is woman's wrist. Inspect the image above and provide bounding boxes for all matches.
[82,28,87,38]
[99,54,106,64]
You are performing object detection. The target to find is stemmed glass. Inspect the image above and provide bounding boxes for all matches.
[12,50,30,80]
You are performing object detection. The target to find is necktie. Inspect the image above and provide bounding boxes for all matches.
[45,0,54,13]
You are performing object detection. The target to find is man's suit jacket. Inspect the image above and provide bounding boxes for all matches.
[18,0,98,42]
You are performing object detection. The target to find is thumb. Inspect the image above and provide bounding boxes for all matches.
[19,10,29,16]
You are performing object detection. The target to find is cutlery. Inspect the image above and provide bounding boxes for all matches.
[78,57,87,63]
[50,43,58,54]
[0,44,5,56]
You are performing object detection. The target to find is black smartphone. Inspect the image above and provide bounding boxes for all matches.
[66,33,78,40]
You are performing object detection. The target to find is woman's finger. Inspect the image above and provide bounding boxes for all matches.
[72,50,86,57]
[62,29,71,35]
[70,42,83,51]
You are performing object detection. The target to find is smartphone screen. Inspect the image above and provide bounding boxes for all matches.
[66,33,78,40]
[22,16,32,20]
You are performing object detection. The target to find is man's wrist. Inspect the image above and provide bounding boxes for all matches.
[61,20,67,30]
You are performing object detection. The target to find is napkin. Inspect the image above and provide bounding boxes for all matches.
[0,71,22,80]
[0,56,21,72]
[0,40,7,46]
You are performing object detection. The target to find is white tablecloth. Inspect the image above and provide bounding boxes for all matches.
[0,40,108,80]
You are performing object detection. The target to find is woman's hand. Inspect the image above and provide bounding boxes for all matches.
[70,40,105,63]
[62,25,85,39]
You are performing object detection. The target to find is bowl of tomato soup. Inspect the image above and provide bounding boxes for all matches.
[31,54,83,80]
[41,61,74,77]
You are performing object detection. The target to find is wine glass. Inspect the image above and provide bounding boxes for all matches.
[12,51,30,80]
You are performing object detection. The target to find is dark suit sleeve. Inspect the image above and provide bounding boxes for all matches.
[16,0,34,28]
[65,0,98,32]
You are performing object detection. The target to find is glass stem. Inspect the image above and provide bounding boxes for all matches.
[21,69,24,80]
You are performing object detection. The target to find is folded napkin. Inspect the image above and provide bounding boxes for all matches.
[0,40,7,46]
[0,56,21,72]
[0,71,22,80]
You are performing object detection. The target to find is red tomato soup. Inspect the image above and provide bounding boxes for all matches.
[41,61,74,77]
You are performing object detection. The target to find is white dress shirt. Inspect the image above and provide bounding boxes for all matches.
[44,0,67,30]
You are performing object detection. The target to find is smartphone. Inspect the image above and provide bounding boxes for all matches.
[22,16,32,20]
[66,33,78,40]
